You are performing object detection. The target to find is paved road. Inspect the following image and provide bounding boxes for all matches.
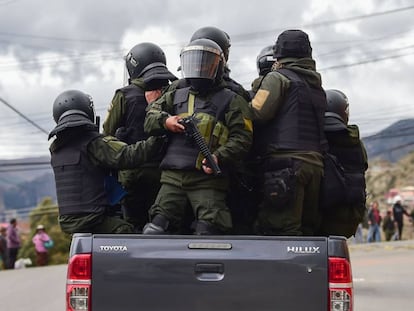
[1,239,413,311]
[350,239,414,310]
[0,264,67,311]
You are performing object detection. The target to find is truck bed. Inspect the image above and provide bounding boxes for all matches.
[69,234,350,311]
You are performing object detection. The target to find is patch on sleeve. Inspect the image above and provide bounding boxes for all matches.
[102,136,125,151]
[244,118,253,132]
[252,89,270,111]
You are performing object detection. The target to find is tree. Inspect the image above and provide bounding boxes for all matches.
[18,197,71,266]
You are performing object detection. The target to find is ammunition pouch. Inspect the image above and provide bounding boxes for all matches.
[192,113,229,169]
[262,158,296,209]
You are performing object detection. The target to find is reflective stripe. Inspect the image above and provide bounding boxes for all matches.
[329,282,353,289]
[67,279,92,285]
[188,93,195,116]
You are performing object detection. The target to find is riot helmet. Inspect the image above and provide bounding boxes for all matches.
[180,38,224,87]
[325,89,349,125]
[256,45,275,76]
[49,90,97,139]
[273,29,312,60]
[125,42,176,84]
[190,26,231,61]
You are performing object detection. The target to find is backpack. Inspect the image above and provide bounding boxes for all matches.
[320,150,366,210]
[319,152,347,209]
[43,239,54,249]
[318,150,367,238]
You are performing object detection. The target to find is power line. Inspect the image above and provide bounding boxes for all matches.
[0,166,51,173]
[230,4,414,41]
[319,51,414,71]
[0,31,121,45]
[0,161,50,167]
[0,97,48,135]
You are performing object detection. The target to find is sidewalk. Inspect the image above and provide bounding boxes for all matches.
[348,238,414,252]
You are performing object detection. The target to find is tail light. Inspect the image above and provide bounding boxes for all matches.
[66,253,92,311]
[328,257,353,311]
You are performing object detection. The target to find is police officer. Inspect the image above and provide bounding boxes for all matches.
[249,29,326,236]
[49,90,164,234]
[317,89,368,238]
[190,26,252,103]
[142,38,253,235]
[103,42,177,232]
[250,45,276,96]
[190,26,257,234]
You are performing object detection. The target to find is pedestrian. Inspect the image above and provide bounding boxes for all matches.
[142,38,253,235]
[32,224,52,266]
[249,29,326,236]
[0,226,8,269]
[49,89,166,234]
[382,210,396,241]
[317,89,368,238]
[367,201,382,242]
[6,218,21,269]
[102,42,177,232]
[392,196,410,240]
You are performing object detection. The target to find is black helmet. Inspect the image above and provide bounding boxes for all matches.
[190,26,231,61]
[180,38,224,81]
[325,89,349,124]
[49,90,96,138]
[53,90,95,123]
[256,45,275,76]
[273,29,312,59]
[125,42,176,84]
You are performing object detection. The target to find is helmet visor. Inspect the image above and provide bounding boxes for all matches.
[180,45,222,80]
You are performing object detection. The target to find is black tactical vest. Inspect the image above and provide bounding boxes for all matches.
[256,68,326,154]
[51,130,110,216]
[160,87,235,170]
[116,84,147,144]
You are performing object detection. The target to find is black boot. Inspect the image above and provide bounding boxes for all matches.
[143,214,170,234]
[194,220,222,235]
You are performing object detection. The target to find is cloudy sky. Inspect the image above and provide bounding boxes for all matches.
[0,0,413,160]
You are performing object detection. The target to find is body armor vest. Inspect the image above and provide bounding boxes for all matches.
[256,68,326,154]
[116,84,147,144]
[160,87,235,170]
[51,130,110,216]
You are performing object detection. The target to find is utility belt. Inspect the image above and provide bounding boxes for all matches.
[261,157,298,209]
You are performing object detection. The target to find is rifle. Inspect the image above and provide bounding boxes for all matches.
[178,116,222,176]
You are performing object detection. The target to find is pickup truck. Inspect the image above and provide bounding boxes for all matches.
[66,233,353,311]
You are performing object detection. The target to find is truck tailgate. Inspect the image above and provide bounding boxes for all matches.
[91,235,328,311]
